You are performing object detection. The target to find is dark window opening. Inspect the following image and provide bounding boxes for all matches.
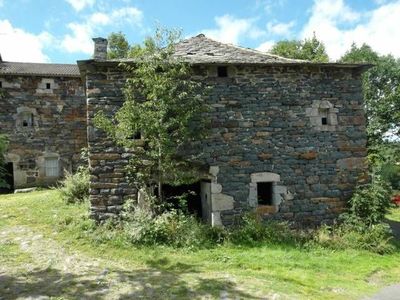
[321,117,328,125]
[0,162,14,194]
[46,83,51,89]
[161,182,202,218]
[22,120,28,127]
[0,81,2,88]
[217,66,228,77]
[257,182,273,205]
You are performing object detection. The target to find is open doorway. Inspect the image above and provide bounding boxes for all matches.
[0,162,14,193]
[162,182,202,217]
[162,180,211,222]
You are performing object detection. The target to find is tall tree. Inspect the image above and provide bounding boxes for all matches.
[340,43,400,144]
[95,28,209,206]
[270,33,329,62]
[107,32,130,59]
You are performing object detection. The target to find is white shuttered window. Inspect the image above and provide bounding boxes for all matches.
[45,158,59,177]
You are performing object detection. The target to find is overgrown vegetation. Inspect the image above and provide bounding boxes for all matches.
[57,149,89,204]
[57,166,90,204]
[0,134,9,189]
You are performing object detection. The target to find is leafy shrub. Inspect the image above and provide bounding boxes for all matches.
[380,163,400,190]
[348,178,393,226]
[58,166,90,204]
[121,200,225,248]
[312,219,395,254]
[228,213,304,246]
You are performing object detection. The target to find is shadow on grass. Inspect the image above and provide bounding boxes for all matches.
[0,258,263,299]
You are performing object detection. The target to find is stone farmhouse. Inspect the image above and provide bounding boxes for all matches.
[0,55,86,190]
[1,35,369,226]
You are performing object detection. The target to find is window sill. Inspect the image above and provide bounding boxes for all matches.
[256,205,278,215]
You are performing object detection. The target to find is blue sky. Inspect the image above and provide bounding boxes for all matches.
[0,0,399,63]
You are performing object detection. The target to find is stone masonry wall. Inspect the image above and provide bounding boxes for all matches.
[85,62,367,226]
[0,75,87,188]
[85,64,137,220]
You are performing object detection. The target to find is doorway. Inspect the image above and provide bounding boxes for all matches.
[161,180,211,223]
[0,162,14,193]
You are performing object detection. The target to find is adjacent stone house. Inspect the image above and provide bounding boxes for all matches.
[0,56,87,189]
[78,35,369,227]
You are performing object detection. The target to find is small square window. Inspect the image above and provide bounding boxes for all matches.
[257,182,273,205]
[217,66,228,77]
[321,117,328,125]
[46,83,51,89]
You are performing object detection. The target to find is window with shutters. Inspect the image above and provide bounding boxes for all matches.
[45,158,59,177]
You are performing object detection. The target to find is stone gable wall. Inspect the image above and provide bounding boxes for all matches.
[0,75,87,188]
[86,63,367,226]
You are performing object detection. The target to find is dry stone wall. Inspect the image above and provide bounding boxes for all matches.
[0,75,86,188]
[85,62,367,226]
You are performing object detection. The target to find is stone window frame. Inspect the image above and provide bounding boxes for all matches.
[15,107,39,130]
[36,78,58,94]
[45,157,60,177]
[40,153,61,178]
[248,172,290,214]
[306,100,339,131]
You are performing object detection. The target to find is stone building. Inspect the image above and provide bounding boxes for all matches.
[0,56,87,190]
[78,35,369,227]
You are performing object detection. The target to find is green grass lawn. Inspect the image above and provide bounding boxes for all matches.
[0,190,399,299]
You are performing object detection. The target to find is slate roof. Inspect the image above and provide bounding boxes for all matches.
[0,61,80,77]
[172,34,304,64]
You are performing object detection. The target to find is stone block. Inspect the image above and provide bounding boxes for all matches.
[258,152,273,161]
[336,157,366,170]
[298,151,318,160]
[212,193,234,211]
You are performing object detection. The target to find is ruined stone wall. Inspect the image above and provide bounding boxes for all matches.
[85,62,367,226]
[0,75,87,188]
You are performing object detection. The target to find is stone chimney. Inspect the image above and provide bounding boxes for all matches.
[92,37,108,60]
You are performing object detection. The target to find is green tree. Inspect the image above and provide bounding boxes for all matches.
[0,134,9,188]
[107,32,130,59]
[95,28,209,206]
[340,43,400,144]
[270,34,329,62]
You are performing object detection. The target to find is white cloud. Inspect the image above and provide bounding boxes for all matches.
[202,15,264,44]
[267,20,295,36]
[66,0,96,12]
[0,19,53,62]
[256,40,275,52]
[301,0,400,60]
[61,6,143,54]
[255,0,286,14]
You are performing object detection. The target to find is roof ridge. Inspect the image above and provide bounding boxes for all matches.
[183,34,307,63]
